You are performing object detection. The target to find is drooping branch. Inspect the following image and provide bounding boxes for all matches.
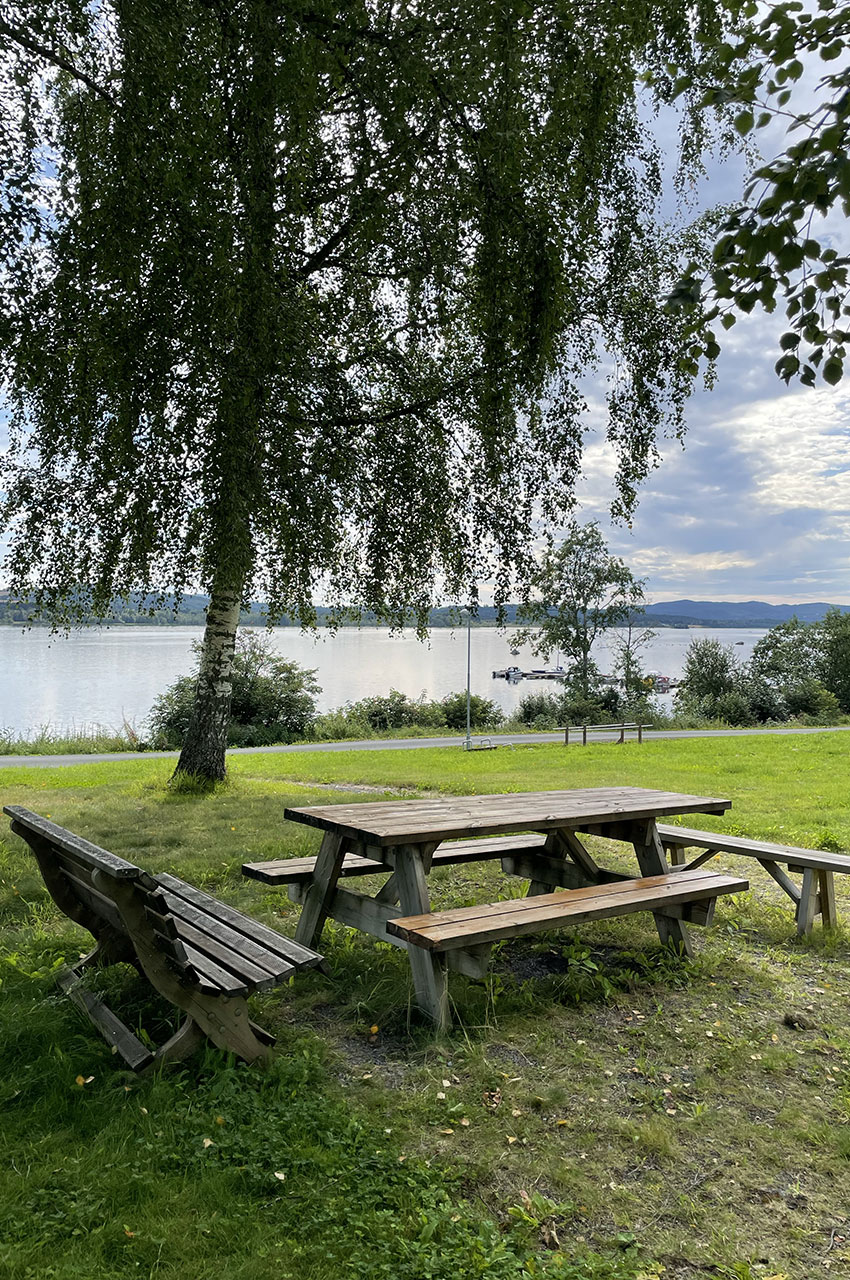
[0,17,118,108]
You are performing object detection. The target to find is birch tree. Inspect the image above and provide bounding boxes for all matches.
[0,0,739,779]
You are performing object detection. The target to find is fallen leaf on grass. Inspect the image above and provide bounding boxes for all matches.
[273,1171,287,1181]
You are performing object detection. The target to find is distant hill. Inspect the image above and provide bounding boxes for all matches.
[1,591,847,630]
[643,600,850,628]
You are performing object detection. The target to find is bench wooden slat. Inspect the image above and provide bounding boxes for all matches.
[388,870,748,951]
[60,868,128,934]
[6,806,143,879]
[156,888,296,981]
[242,833,550,886]
[657,824,850,871]
[156,873,322,970]
[244,852,391,883]
[168,916,290,991]
[180,943,251,995]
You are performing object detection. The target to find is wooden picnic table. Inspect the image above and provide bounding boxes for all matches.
[244,787,745,1029]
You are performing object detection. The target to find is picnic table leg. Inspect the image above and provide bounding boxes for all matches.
[392,842,449,1030]
[796,867,819,935]
[819,870,838,929]
[523,828,602,896]
[631,821,693,958]
[295,832,347,948]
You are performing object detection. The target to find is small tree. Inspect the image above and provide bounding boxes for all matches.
[149,632,318,749]
[611,617,656,708]
[750,618,823,688]
[674,637,739,720]
[821,609,850,712]
[518,523,646,699]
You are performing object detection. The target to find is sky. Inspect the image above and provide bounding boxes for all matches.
[575,74,850,607]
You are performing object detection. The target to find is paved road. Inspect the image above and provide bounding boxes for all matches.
[1,723,849,769]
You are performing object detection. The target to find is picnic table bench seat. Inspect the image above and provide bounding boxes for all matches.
[656,823,850,934]
[243,833,550,885]
[5,806,323,1072]
[386,869,748,951]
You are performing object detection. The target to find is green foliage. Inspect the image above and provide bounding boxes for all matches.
[515,687,623,729]
[339,691,446,734]
[149,631,319,748]
[0,0,741,630]
[440,692,504,732]
[314,689,504,738]
[517,523,646,699]
[821,607,850,711]
[669,1,850,383]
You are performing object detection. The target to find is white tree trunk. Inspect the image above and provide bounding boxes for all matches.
[174,586,242,781]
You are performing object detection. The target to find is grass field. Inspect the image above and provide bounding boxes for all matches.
[1,734,849,1279]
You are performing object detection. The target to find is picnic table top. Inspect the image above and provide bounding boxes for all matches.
[284,786,732,847]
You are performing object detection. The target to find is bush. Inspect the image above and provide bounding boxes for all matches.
[343,689,446,732]
[515,693,562,727]
[148,631,319,748]
[515,686,626,728]
[785,678,841,721]
[441,691,504,730]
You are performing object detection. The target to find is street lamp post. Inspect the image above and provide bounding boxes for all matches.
[465,608,472,751]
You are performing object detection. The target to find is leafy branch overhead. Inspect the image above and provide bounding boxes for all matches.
[668,0,850,385]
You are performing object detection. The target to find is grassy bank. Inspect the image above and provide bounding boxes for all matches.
[1,735,849,1278]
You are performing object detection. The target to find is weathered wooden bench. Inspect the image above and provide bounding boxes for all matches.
[5,806,323,1071]
[386,869,748,951]
[656,823,850,935]
[557,722,652,745]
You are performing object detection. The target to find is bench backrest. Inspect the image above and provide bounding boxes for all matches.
[4,806,197,981]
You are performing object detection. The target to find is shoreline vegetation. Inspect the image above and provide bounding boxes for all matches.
[2,709,849,758]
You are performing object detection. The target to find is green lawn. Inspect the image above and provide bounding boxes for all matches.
[1,734,849,1279]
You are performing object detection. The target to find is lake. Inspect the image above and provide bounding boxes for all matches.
[0,624,769,737]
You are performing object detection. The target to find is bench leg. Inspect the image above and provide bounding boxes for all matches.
[393,843,450,1031]
[190,994,275,1063]
[632,822,693,958]
[664,844,688,868]
[153,1016,206,1067]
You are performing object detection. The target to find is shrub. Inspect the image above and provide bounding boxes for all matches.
[440,691,504,730]
[343,689,446,732]
[785,678,841,721]
[148,630,319,748]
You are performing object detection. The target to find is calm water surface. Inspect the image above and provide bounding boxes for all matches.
[0,625,767,736]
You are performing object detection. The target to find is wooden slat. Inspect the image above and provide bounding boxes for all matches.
[387,871,748,951]
[156,873,322,970]
[6,806,143,879]
[180,943,250,995]
[157,887,301,980]
[243,834,549,886]
[60,868,128,935]
[656,824,850,872]
[244,852,391,884]
[284,788,731,846]
[172,918,288,990]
